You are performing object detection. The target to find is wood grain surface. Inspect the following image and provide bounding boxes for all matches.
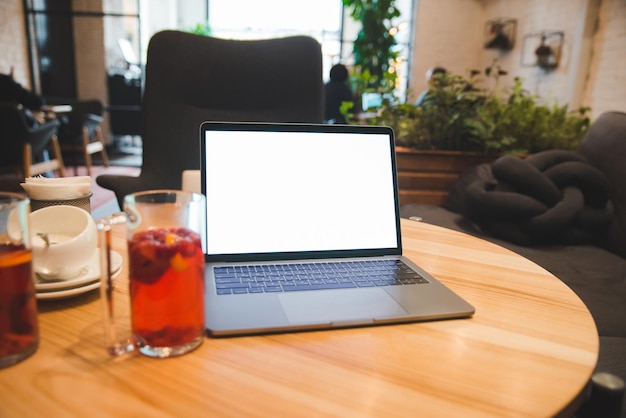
[0,219,598,417]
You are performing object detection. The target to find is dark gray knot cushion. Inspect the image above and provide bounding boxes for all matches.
[448,150,614,246]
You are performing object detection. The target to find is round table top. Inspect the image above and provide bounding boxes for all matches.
[0,219,598,417]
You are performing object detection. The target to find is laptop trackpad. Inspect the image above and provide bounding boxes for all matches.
[277,288,408,324]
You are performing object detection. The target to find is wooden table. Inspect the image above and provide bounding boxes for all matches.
[0,219,598,417]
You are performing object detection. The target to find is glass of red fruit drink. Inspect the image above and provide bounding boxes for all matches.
[99,190,206,358]
[0,193,39,368]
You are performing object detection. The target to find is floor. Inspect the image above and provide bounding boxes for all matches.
[91,141,142,219]
[91,192,122,220]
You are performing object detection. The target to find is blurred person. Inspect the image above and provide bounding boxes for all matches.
[324,63,354,124]
[414,66,447,107]
[0,67,46,126]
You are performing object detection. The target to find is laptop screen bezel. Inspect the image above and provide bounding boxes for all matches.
[199,121,403,263]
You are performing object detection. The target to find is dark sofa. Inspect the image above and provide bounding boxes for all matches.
[401,111,626,417]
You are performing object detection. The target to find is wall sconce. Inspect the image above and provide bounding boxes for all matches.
[484,18,517,50]
[521,31,564,70]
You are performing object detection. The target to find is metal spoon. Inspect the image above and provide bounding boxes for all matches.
[37,232,50,246]
[37,232,51,246]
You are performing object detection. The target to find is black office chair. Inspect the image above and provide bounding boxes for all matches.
[0,102,65,178]
[97,30,324,208]
[56,99,109,176]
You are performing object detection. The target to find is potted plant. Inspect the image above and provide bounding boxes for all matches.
[185,22,211,36]
[342,0,401,100]
[367,64,591,205]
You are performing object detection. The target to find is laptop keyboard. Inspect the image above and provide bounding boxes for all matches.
[213,259,429,295]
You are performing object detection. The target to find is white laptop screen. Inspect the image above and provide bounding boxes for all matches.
[201,123,401,260]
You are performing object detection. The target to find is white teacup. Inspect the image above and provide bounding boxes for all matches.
[30,205,97,280]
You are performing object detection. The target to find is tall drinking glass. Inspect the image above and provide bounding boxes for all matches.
[0,193,39,368]
[99,190,206,358]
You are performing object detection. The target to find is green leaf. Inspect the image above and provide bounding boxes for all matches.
[362,61,591,154]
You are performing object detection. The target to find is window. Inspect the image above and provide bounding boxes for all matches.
[208,0,343,82]
[139,0,415,101]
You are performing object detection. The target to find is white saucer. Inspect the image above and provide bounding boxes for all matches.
[35,249,123,292]
[36,268,122,300]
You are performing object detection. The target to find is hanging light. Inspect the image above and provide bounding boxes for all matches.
[535,35,554,68]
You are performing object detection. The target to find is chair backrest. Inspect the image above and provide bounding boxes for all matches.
[578,111,626,258]
[139,31,324,190]
[0,102,61,174]
[0,103,29,165]
[60,99,105,140]
[0,103,59,160]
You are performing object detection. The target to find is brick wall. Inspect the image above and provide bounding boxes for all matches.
[0,0,31,89]
[73,13,108,101]
[409,0,484,102]
[583,0,626,117]
[478,0,592,109]
[410,0,626,119]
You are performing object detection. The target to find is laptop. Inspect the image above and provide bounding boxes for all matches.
[200,122,474,336]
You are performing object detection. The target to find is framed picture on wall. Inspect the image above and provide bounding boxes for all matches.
[484,18,517,50]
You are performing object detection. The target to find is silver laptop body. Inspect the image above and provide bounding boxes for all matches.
[200,122,474,336]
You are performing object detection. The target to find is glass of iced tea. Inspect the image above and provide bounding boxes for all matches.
[98,190,206,358]
[0,193,39,368]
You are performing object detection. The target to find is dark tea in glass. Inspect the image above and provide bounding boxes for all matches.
[0,193,38,368]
